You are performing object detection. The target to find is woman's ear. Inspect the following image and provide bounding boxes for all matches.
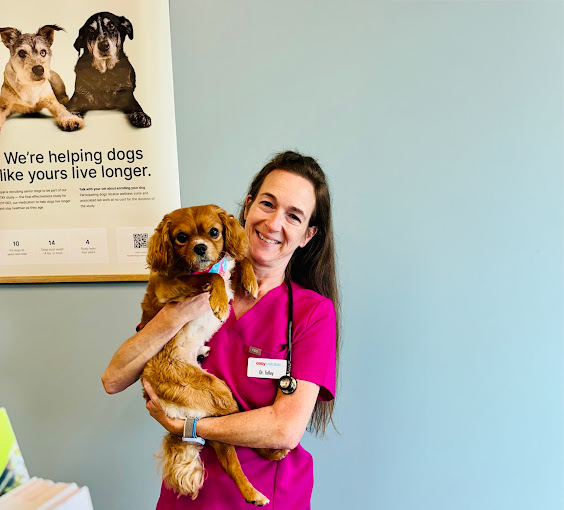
[299,226,318,248]
[243,195,253,223]
[146,216,173,273]
[219,211,249,260]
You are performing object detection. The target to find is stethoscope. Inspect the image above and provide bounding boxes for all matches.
[278,280,298,395]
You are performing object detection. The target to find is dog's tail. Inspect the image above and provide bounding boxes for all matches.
[158,433,205,499]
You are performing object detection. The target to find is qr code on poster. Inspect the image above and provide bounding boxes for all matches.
[133,233,148,249]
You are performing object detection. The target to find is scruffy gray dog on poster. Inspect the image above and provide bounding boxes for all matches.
[0,24,84,132]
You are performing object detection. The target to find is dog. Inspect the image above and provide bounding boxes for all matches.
[0,25,84,132]
[139,205,287,505]
[67,12,151,128]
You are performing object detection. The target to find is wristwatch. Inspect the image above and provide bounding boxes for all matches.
[182,417,205,445]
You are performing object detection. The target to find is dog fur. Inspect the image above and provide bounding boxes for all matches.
[67,12,151,128]
[0,25,84,132]
[140,205,287,505]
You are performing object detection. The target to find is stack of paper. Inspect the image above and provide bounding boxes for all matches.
[0,478,93,509]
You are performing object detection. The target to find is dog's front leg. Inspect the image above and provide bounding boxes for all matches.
[158,273,229,322]
[44,96,84,131]
[239,257,258,299]
[181,273,229,322]
[0,102,12,132]
[122,94,151,128]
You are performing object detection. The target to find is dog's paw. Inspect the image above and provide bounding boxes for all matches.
[197,346,211,363]
[240,259,259,299]
[129,111,151,128]
[245,490,270,507]
[59,115,84,131]
[242,276,258,300]
[210,297,229,323]
[254,448,289,461]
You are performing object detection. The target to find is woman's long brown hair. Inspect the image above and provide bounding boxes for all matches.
[239,151,340,436]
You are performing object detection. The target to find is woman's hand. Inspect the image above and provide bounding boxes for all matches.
[142,380,184,436]
[158,292,212,332]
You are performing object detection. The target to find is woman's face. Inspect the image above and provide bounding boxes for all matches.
[244,169,317,274]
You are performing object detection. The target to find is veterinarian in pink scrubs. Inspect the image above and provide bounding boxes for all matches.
[102,151,339,509]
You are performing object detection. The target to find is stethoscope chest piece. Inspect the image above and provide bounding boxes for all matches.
[279,374,297,395]
[279,280,298,395]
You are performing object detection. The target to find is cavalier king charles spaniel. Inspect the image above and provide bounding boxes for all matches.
[139,205,285,505]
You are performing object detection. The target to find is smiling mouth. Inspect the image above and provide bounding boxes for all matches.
[257,231,280,245]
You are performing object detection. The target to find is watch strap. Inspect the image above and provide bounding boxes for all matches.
[182,417,205,445]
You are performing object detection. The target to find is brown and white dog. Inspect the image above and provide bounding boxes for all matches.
[140,205,286,505]
[0,25,83,132]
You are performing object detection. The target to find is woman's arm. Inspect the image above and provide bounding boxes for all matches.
[143,378,320,450]
[102,293,211,394]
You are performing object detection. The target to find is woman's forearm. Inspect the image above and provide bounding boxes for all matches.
[196,381,320,450]
[197,406,295,450]
[101,316,179,394]
[102,293,212,394]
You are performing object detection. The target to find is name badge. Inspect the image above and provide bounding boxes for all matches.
[247,358,287,379]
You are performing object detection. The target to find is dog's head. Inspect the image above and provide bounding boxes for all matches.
[147,205,250,275]
[0,25,62,83]
[73,12,133,59]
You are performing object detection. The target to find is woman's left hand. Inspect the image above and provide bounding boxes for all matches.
[142,380,184,436]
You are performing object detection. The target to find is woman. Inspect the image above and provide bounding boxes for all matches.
[102,151,340,509]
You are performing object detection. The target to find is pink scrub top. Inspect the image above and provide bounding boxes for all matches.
[155,282,336,510]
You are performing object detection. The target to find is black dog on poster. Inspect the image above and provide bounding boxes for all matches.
[67,11,151,128]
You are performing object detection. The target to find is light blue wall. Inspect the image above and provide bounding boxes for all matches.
[1,1,562,509]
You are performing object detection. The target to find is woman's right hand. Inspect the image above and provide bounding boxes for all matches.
[158,291,211,332]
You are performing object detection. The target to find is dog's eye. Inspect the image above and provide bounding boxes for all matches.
[108,22,115,29]
[209,228,220,239]
[176,232,189,243]
[18,50,26,58]
[40,50,46,57]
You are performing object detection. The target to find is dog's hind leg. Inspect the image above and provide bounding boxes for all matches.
[209,440,270,506]
[159,433,205,499]
[49,71,69,105]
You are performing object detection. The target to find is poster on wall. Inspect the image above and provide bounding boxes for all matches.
[0,0,180,283]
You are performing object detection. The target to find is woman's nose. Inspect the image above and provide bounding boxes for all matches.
[265,211,283,231]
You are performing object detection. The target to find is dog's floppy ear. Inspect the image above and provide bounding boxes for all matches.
[218,211,249,260]
[37,25,63,47]
[119,16,133,40]
[73,24,87,54]
[0,28,21,49]
[146,216,174,273]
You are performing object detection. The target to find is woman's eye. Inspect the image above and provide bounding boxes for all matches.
[176,232,189,243]
[18,50,26,58]
[260,201,273,209]
[289,214,301,223]
[40,50,46,57]
[209,228,220,239]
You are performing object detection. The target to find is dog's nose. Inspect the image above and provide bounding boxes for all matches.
[98,40,110,52]
[194,244,207,256]
[32,65,44,77]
